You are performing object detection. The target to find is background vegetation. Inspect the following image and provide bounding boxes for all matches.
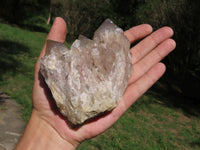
[0,0,199,149]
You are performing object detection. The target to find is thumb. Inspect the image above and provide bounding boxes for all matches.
[39,17,67,60]
[34,17,67,80]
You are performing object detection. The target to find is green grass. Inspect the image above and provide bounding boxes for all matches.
[78,96,200,150]
[0,106,8,111]
[0,23,47,121]
[0,23,199,149]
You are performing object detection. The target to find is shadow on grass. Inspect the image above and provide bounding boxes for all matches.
[147,73,200,117]
[190,140,200,148]
[0,91,10,105]
[20,23,50,33]
[0,40,30,81]
[0,92,5,105]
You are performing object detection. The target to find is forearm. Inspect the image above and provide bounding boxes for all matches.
[15,110,76,150]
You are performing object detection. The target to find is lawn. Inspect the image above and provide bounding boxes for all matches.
[0,23,46,120]
[0,23,199,149]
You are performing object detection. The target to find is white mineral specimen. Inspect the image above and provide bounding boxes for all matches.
[39,19,132,125]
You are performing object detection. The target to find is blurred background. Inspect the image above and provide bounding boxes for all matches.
[0,0,199,149]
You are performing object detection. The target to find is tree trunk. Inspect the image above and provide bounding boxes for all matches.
[47,0,51,24]
[47,11,51,24]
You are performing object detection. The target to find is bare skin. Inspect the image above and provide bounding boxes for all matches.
[15,17,176,150]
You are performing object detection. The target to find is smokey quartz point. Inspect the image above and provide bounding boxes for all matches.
[39,19,132,125]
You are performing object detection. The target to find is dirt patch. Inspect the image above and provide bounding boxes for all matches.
[0,90,25,150]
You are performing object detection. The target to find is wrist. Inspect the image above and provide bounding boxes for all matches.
[15,110,77,150]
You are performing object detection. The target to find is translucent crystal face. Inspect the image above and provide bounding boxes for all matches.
[39,19,132,125]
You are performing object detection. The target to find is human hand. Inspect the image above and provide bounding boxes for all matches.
[16,17,175,150]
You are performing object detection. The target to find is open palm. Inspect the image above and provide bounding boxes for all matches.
[32,17,175,147]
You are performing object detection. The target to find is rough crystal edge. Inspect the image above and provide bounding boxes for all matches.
[39,18,132,126]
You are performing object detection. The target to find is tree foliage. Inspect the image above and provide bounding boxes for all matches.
[51,0,116,41]
[0,0,50,31]
[134,0,200,101]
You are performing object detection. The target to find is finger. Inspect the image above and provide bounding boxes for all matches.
[120,62,166,113]
[129,39,176,83]
[39,17,67,60]
[79,63,166,139]
[124,24,153,43]
[34,17,67,80]
[80,63,166,139]
[131,27,174,64]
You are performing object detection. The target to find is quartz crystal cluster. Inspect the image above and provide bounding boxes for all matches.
[39,19,132,125]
